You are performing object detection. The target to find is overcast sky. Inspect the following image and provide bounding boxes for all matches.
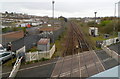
[0,0,120,18]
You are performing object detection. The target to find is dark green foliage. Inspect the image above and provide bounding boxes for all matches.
[28,47,37,52]
[2,27,26,33]
[2,27,12,33]
[98,19,120,36]
[87,21,95,26]
[99,20,112,27]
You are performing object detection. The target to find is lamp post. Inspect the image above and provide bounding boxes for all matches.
[114,3,117,17]
[94,12,97,37]
[52,1,55,20]
[52,1,55,43]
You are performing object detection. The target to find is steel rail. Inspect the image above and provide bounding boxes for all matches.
[70,22,90,77]
[72,22,101,75]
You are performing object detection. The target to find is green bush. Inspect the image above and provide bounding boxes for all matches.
[2,26,26,33]
[2,27,12,33]
[98,20,118,35]
[99,20,112,27]
[28,47,38,52]
[87,21,95,26]
[40,58,49,61]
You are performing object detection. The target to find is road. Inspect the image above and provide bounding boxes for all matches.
[2,58,57,78]
[95,50,119,69]
[2,50,119,78]
[16,59,57,77]
[109,43,120,55]
[51,51,105,77]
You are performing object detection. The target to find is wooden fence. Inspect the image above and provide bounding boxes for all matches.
[25,44,55,62]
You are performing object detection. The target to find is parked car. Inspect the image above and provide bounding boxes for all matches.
[0,44,6,52]
[0,51,15,63]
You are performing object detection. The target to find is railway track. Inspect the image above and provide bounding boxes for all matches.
[58,22,75,77]
[61,21,94,77]
[70,22,102,76]
[51,21,105,78]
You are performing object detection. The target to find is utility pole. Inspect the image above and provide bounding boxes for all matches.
[94,12,97,37]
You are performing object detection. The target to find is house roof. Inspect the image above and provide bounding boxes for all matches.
[37,38,50,45]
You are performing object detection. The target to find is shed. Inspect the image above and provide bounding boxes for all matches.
[89,27,98,36]
[37,38,50,51]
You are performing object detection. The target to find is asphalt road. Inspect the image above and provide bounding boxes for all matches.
[15,58,57,78]
[1,58,57,79]
[2,50,119,78]
[108,43,120,55]
[95,50,119,70]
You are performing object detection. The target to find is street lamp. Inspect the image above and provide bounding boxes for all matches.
[114,3,117,17]
[94,12,97,37]
[52,1,55,19]
[113,3,118,43]
[52,1,55,43]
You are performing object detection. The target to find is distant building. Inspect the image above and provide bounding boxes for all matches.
[84,18,94,23]
[37,38,50,51]
[84,18,101,24]
[26,24,31,28]
[20,23,27,27]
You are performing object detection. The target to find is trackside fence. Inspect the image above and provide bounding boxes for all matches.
[9,57,23,78]
[25,44,55,62]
